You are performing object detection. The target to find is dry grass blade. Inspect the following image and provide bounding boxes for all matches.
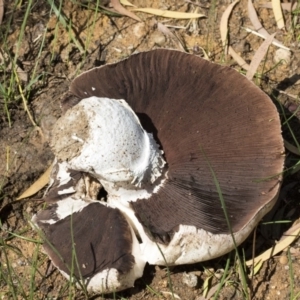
[0,0,3,25]
[246,33,275,81]
[16,165,52,200]
[272,0,285,29]
[246,222,300,266]
[131,8,205,19]
[111,0,141,21]
[220,0,240,54]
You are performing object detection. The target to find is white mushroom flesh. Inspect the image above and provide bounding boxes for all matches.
[51,96,166,196]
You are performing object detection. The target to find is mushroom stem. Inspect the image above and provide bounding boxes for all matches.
[50,96,167,196]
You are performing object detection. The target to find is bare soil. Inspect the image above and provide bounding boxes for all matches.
[1,0,300,299]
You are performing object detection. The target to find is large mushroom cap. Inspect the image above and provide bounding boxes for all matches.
[35,49,284,293]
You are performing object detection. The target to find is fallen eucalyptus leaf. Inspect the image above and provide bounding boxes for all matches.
[131,8,205,19]
[17,165,52,200]
[111,0,141,21]
[243,27,290,51]
[249,260,264,276]
[272,0,285,29]
[246,33,275,81]
[120,0,135,7]
[156,22,185,51]
[260,2,298,12]
[246,223,300,266]
[228,46,250,70]
[219,0,250,70]
[247,0,285,49]
[220,0,240,54]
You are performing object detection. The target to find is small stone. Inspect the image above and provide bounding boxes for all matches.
[26,206,32,214]
[161,280,168,288]
[182,271,198,288]
[274,48,291,64]
[17,259,26,266]
[151,32,166,46]
[191,270,201,276]
[279,255,288,265]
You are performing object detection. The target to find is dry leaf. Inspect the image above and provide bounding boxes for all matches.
[220,0,240,54]
[228,46,250,70]
[272,0,285,29]
[246,223,300,266]
[156,22,185,51]
[219,0,250,70]
[243,27,290,51]
[110,0,141,22]
[247,0,285,49]
[248,0,271,37]
[16,165,52,200]
[0,0,3,25]
[120,0,135,7]
[246,33,275,81]
[131,8,205,19]
[260,2,298,12]
[249,260,264,276]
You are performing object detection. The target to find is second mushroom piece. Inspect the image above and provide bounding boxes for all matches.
[33,49,284,294]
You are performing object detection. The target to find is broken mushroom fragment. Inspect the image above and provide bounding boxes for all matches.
[33,198,145,294]
[34,49,284,294]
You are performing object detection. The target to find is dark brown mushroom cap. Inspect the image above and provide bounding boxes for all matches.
[67,49,284,243]
[35,202,135,278]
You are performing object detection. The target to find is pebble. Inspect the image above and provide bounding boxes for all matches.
[161,280,168,288]
[182,272,198,288]
[26,206,33,214]
[274,48,291,64]
[289,247,298,254]
[279,255,288,265]
[151,32,166,46]
[17,259,26,266]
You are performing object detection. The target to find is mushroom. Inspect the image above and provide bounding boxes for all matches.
[33,49,284,294]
